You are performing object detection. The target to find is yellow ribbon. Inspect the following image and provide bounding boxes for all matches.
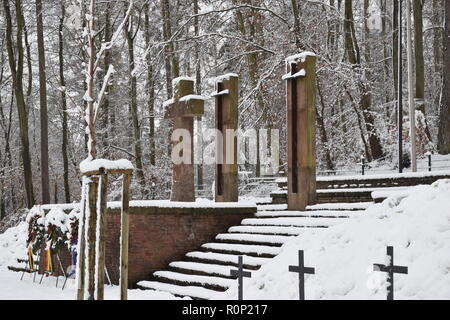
[45,248,53,274]
[27,248,34,272]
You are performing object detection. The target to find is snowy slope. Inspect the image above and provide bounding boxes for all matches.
[0,222,28,270]
[214,179,450,300]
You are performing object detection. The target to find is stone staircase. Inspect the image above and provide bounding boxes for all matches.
[136,201,371,299]
[136,171,450,299]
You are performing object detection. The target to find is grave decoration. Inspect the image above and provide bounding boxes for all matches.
[373,246,408,300]
[230,256,252,300]
[288,250,315,300]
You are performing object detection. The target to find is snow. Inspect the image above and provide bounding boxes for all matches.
[79,158,134,174]
[306,202,373,211]
[0,269,181,300]
[169,261,241,277]
[162,98,174,107]
[153,271,234,288]
[275,170,450,183]
[45,208,69,233]
[137,281,214,300]
[228,225,306,236]
[214,73,238,82]
[185,251,270,267]
[215,233,293,245]
[241,217,345,227]
[172,76,195,86]
[0,222,28,269]
[254,210,358,218]
[107,198,257,209]
[210,89,230,97]
[214,179,450,300]
[281,69,306,80]
[179,94,207,102]
[285,51,316,63]
[201,243,281,256]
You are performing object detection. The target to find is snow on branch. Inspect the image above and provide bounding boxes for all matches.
[94,0,134,72]
[93,64,115,124]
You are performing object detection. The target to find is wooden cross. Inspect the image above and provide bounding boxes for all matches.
[230,256,251,300]
[373,246,408,300]
[164,77,205,202]
[288,250,315,300]
[213,74,239,202]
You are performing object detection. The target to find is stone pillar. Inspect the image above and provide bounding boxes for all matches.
[164,77,205,202]
[213,74,239,202]
[284,53,317,211]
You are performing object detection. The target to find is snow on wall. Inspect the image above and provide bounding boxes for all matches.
[214,179,450,300]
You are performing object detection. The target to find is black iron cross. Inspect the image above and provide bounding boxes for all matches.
[288,250,315,300]
[373,246,408,300]
[230,256,251,300]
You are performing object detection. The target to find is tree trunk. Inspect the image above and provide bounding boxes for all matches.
[290,0,305,50]
[3,0,35,208]
[432,0,443,73]
[317,80,334,171]
[36,0,50,204]
[412,0,432,143]
[160,0,179,98]
[438,0,450,154]
[102,0,112,157]
[86,0,97,160]
[145,3,156,167]
[59,0,70,203]
[193,0,203,191]
[344,0,383,161]
[126,17,146,196]
[392,0,399,101]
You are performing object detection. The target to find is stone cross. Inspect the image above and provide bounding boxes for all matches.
[164,77,205,202]
[283,52,317,211]
[288,250,315,300]
[373,246,408,300]
[213,74,239,202]
[230,256,251,300]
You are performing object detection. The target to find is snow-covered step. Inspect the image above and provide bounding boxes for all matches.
[201,242,280,257]
[241,217,345,228]
[257,204,288,211]
[169,261,246,278]
[254,210,359,218]
[137,280,218,300]
[153,271,234,291]
[305,202,373,211]
[185,251,270,269]
[228,225,305,236]
[215,233,293,246]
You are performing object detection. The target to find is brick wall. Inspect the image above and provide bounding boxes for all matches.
[104,206,255,288]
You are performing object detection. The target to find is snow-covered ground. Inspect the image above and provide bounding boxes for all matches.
[0,221,181,300]
[214,179,450,300]
[322,153,450,177]
[0,270,182,300]
[1,179,449,299]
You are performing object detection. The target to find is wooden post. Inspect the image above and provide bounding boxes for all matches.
[214,74,239,202]
[86,177,98,300]
[95,169,108,300]
[164,77,205,202]
[76,181,87,300]
[120,173,132,300]
[284,53,317,211]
